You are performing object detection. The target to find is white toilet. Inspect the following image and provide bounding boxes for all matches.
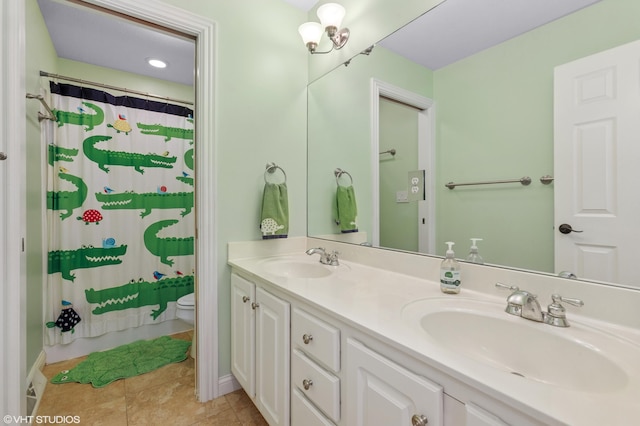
[176,292,195,325]
[176,292,196,358]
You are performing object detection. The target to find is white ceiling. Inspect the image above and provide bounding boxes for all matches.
[37,0,600,86]
[37,0,195,86]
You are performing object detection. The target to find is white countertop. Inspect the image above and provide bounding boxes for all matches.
[228,246,640,426]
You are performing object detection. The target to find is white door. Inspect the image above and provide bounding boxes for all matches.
[230,273,256,397]
[255,286,290,426]
[346,338,443,426]
[554,40,640,286]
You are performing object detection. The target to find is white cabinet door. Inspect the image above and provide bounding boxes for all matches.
[231,273,256,397]
[346,338,443,426]
[466,403,509,426]
[256,286,291,426]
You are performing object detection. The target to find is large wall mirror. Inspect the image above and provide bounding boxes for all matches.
[307,0,640,289]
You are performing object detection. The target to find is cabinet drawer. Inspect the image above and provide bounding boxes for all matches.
[292,388,336,426]
[292,349,340,423]
[292,308,340,372]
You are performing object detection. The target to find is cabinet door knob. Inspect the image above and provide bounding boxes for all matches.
[411,414,428,426]
[302,334,313,344]
[302,379,313,390]
[242,296,250,303]
[251,302,260,310]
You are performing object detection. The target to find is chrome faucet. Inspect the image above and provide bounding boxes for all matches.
[496,283,544,322]
[305,247,340,266]
[495,283,584,327]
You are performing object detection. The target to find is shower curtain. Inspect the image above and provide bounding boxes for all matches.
[45,81,195,345]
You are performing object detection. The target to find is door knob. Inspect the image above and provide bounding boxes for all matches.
[0,152,7,160]
[558,224,583,234]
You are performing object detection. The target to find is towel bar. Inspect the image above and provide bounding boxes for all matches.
[334,168,353,186]
[264,162,287,183]
[445,176,531,190]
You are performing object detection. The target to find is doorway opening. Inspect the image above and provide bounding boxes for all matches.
[371,79,435,254]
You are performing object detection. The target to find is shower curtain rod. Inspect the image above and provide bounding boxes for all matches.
[40,71,194,106]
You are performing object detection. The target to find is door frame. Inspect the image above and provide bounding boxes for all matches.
[84,0,219,402]
[1,0,27,417]
[2,0,219,412]
[370,78,435,253]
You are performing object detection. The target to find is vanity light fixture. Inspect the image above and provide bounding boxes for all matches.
[147,58,167,69]
[298,3,350,54]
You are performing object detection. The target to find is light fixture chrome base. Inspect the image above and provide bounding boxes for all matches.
[330,28,350,50]
[308,27,350,54]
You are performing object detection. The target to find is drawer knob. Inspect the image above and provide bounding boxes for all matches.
[251,302,260,310]
[302,334,313,344]
[411,414,428,426]
[242,296,250,303]
[302,379,313,390]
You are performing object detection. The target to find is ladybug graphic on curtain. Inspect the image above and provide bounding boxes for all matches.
[46,300,81,333]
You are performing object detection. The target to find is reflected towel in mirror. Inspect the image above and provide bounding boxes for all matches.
[334,185,358,233]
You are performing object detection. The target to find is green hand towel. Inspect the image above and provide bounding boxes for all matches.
[260,182,289,239]
[334,185,358,233]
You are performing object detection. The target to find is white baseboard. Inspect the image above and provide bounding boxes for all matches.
[218,374,241,396]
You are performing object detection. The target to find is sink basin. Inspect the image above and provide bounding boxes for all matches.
[259,257,344,279]
[402,298,636,393]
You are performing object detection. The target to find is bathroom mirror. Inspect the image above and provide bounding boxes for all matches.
[307,0,640,289]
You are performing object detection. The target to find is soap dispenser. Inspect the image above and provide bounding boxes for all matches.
[440,242,461,294]
[466,238,484,264]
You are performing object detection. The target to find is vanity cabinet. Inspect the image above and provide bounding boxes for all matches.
[345,338,444,426]
[291,308,341,425]
[229,263,547,426]
[230,273,290,426]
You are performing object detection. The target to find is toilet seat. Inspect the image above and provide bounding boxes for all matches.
[177,292,195,309]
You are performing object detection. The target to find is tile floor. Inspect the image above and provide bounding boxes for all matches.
[37,331,268,425]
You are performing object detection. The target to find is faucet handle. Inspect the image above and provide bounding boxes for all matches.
[495,282,519,292]
[545,294,584,327]
[551,294,584,308]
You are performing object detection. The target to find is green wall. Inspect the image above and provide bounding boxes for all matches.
[157,0,308,378]
[25,0,58,372]
[433,0,640,271]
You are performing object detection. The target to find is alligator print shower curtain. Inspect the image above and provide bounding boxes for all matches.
[45,82,195,345]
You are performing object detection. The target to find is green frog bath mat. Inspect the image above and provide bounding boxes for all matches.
[50,335,191,388]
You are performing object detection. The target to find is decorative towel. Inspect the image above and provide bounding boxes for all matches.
[260,182,289,239]
[334,185,358,233]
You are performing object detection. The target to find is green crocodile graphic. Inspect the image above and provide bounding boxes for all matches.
[83,134,177,174]
[85,275,194,319]
[176,148,194,187]
[47,173,88,220]
[144,219,194,266]
[48,144,78,166]
[48,244,128,282]
[95,190,193,218]
[136,122,194,142]
[53,102,104,131]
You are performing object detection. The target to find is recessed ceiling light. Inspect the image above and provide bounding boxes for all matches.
[147,58,167,69]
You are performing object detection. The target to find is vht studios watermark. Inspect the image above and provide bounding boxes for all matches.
[3,415,80,424]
